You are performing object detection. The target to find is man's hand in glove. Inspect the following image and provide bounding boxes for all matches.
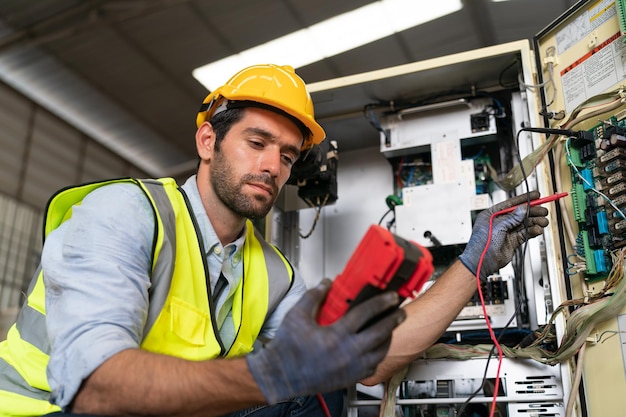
[246,279,406,404]
[459,191,550,279]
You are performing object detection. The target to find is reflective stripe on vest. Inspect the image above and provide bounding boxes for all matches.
[0,178,145,415]
[139,178,294,359]
[0,177,293,415]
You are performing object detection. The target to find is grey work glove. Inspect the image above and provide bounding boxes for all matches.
[459,191,550,279]
[247,278,406,404]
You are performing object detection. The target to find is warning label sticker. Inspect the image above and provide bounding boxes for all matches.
[560,31,626,113]
[554,0,626,113]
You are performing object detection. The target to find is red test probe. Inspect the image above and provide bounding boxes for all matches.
[494,191,569,215]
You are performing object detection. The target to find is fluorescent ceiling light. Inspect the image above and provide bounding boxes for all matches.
[193,0,462,91]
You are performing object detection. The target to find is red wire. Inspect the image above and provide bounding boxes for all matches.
[316,393,332,417]
[318,207,516,417]
[474,212,504,417]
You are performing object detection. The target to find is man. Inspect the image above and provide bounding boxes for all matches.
[0,64,549,417]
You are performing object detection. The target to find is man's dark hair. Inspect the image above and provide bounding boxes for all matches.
[209,107,245,151]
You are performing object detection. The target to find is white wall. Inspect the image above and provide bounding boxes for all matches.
[298,146,394,287]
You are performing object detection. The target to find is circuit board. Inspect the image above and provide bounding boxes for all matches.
[567,110,626,281]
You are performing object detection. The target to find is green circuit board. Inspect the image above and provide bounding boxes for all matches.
[567,110,626,281]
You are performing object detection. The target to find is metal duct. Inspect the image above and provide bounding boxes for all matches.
[0,22,190,177]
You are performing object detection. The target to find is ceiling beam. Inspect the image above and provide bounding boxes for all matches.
[461,0,497,46]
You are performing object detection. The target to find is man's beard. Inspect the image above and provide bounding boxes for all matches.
[210,150,278,220]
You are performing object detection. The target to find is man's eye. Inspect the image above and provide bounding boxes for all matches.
[282,155,295,166]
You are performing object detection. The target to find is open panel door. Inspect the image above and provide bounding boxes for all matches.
[535,1,626,415]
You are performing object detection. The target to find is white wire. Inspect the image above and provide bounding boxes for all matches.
[519,46,557,106]
[565,342,586,417]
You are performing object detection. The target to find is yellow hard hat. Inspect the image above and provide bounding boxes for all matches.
[196,64,325,150]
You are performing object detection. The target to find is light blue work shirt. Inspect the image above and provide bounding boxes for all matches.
[41,175,307,409]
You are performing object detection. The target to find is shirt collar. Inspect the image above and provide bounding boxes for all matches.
[181,175,247,257]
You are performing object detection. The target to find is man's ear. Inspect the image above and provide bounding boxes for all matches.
[196,122,215,161]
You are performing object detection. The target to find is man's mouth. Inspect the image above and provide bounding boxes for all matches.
[248,182,275,197]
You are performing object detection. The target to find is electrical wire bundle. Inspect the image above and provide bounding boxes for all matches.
[486,87,626,193]
[423,249,625,365]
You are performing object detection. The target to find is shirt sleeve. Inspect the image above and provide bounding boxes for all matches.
[257,268,307,342]
[42,182,156,409]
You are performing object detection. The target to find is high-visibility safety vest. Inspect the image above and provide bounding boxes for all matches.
[0,177,294,416]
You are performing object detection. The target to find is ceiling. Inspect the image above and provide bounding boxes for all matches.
[0,0,580,177]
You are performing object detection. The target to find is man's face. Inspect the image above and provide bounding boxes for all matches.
[208,108,302,219]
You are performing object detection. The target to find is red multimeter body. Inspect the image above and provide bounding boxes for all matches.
[317,225,434,326]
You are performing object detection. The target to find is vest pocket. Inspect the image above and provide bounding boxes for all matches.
[169,297,208,346]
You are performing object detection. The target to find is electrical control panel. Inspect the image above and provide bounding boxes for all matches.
[533,2,626,414]
[381,97,503,248]
[304,2,626,416]
[565,112,626,281]
[379,98,497,159]
[377,88,536,335]
[328,44,564,414]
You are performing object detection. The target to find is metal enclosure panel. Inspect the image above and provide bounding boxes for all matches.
[395,182,473,246]
[297,147,394,288]
[379,98,497,157]
[534,1,626,415]
[350,358,564,415]
[383,98,499,247]
[306,39,566,416]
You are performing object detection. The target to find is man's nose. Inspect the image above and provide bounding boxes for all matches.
[259,148,281,177]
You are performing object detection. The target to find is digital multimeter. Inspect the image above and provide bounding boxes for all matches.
[317,225,434,325]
